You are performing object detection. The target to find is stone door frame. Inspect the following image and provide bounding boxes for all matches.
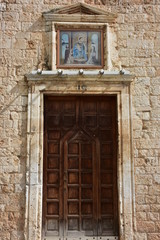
[25,72,135,240]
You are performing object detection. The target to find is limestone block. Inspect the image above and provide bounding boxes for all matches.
[149,185,160,195]
[0,67,8,77]
[146,196,157,204]
[30,32,42,41]
[10,173,24,184]
[44,0,70,3]
[3,164,19,173]
[117,30,128,40]
[125,14,148,23]
[21,22,32,32]
[0,3,6,12]
[119,23,135,31]
[12,38,27,50]
[3,0,16,3]
[135,157,146,166]
[119,49,135,57]
[12,120,18,130]
[152,57,160,66]
[136,212,147,221]
[146,67,156,77]
[142,130,156,139]
[15,32,30,40]
[153,174,160,184]
[136,140,160,149]
[0,137,10,148]
[5,204,21,212]
[147,212,159,221]
[154,39,160,49]
[155,66,160,76]
[3,12,19,21]
[135,23,156,32]
[151,77,160,85]
[130,57,151,67]
[151,85,160,95]
[1,37,12,49]
[27,40,37,49]
[31,0,44,3]
[142,111,150,120]
[155,222,160,231]
[127,39,143,49]
[0,233,10,240]
[0,174,10,184]
[10,112,19,120]
[145,166,160,175]
[150,204,160,212]
[151,109,160,119]
[136,195,146,204]
[134,130,142,138]
[133,119,142,130]
[1,184,14,193]
[16,0,32,3]
[5,22,21,31]
[133,67,146,77]
[135,49,154,58]
[135,167,146,175]
[144,0,155,3]
[157,196,160,204]
[136,185,149,195]
[117,14,124,23]
[148,234,160,240]
[136,175,153,185]
[133,233,147,240]
[137,221,155,232]
[15,184,24,193]
[134,95,150,108]
[19,12,31,22]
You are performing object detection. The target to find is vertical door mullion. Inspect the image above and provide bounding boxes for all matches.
[63,140,68,238]
[60,139,64,238]
[79,142,82,232]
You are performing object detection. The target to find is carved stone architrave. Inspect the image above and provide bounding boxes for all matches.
[25,70,135,240]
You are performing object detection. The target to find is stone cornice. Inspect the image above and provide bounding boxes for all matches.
[43,3,117,23]
[43,14,116,23]
[25,70,134,84]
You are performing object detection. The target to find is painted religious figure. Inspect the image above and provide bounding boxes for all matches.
[58,30,103,68]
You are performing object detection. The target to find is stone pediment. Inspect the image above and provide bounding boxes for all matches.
[43,3,117,23]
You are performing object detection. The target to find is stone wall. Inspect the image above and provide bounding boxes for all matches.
[1,0,160,240]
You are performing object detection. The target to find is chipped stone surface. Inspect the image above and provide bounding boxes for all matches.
[1,1,160,240]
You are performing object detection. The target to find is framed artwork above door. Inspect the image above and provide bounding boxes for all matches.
[57,30,104,69]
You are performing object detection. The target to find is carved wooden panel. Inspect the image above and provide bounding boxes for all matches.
[43,96,118,238]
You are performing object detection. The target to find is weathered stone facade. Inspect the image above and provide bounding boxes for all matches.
[1,0,160,240]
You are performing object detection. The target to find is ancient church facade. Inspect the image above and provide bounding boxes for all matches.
[1,1,160,240]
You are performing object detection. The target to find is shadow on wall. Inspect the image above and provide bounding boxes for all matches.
[0,9,52,240]
[27,16,50,70]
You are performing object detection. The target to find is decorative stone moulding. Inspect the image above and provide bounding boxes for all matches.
[24,3,135,240]
[25,71,135,240]
[42,3,117,23]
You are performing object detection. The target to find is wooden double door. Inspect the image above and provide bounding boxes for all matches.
[43,96,119,239]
